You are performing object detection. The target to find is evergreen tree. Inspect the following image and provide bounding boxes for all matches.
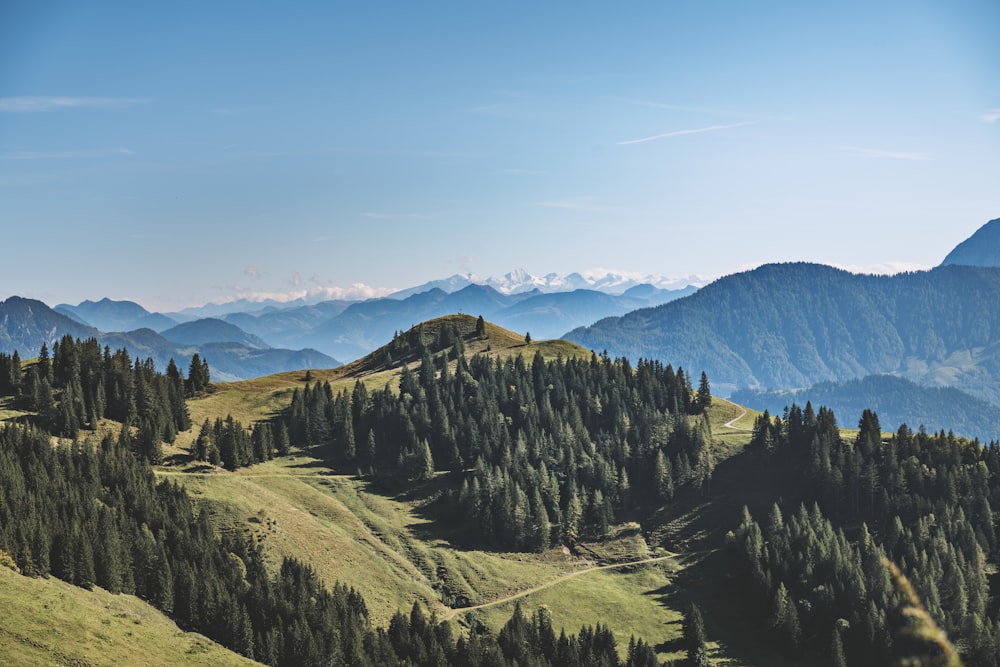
[696,371,712,412]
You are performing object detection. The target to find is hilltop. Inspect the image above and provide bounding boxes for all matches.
[184,314,592,434]
[941,216,1000,268]
[0,308,982,666]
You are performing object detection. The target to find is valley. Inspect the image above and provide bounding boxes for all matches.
[2,219,1000,665]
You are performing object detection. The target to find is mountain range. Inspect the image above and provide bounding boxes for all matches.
[565,217,1000,439]
[37,277,697,365]
[8,219,1000,439]
[0,297,337,382]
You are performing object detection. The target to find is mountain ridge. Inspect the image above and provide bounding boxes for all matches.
[0,297,339,381]
[565,262,1000,408]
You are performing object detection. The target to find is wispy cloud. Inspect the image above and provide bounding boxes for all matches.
[0,147,135,160]
[219,283,398,306]
[617,121,756,145]
[614,98,792,122]
[840,146,932,161]
[0,96,150,112]
[616,98,742,116]
[537,197,609,213]
[244,266,262,280]
[832,261,932,275]
[981,109,1000,123]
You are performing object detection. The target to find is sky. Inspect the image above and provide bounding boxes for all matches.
[1,0,998,311]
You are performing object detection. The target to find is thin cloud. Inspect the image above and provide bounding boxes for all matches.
[615,98,793,123]
[0,96,150,112]
[616,98,741,116]
[617,121,756,145]
[537,198,608,213]
[840,146,932,161]
[832,261,932,275]
[244,267,262,279]
[981,109,1000,123]
[0,147,135,160]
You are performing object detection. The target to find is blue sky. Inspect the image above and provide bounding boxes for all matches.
[1,1,998,310]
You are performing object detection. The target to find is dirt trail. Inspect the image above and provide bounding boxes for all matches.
[439,554,677,621]
[723,406,750,431]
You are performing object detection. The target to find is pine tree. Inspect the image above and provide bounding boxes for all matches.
[696,371,712,412]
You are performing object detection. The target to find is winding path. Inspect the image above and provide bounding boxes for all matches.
[439,554,677,622]
[722,405,750,431]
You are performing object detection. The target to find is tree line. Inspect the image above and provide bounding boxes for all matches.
[0,337,210,461]
[0,423,664,666]
[278,326,715,551]
[733,403,1000,666]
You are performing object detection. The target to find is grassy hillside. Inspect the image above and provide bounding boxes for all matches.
[181,314,592,445]
[0,316,766,664]
[0,566,259,667]
[152,317,760,662]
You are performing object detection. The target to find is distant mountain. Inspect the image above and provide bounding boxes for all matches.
[285,283,693,361]
[732,374,1000,442]
[0,297,339,381]
[54,298,177,333]
[941,217,1000,267]
[169,297,318,321]
[222,301,352,344]
[0,296,98,353]
[490,288,692,340]
[565,262,1000,406]
[160,318,271,349]
[389,268,704,299]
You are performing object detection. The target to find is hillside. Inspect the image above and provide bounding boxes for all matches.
[1,314,980,666]
[55,297,178,333]
[941,216,1000,267]
[223,284,689,362]
[184,314,591,432]
[0,567,259,667]
[0,296,98,351]
[160,318,272,349]
[732,374,1000,441]
[566,263,1000,406]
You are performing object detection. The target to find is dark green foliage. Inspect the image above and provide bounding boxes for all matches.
[695,371,712,413]
[281,350,706,550]
[186,352,211,396]
[682,603,708,665]
[733,374,1000,441]
[3,337,193,458]
[0,419,659,665]
[732,404,1000,666]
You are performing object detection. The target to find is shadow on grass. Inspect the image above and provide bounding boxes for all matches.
[637,448,818,667]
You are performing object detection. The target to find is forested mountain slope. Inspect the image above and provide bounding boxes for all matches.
[733,374,1000,441]
[566,263,1000,404]
[55,297,178,332]
[942,216,1000,268]
[0,316,988,666]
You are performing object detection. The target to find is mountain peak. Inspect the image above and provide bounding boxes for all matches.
[941,217,1000,268]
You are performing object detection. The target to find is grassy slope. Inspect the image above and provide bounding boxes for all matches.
[2,315,767,664]
[158,318,766,662]
[0,567,260,667]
